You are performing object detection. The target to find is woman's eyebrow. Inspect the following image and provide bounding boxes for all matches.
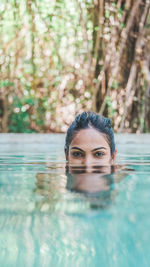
[92,147,106,151]
[71,146,84,152]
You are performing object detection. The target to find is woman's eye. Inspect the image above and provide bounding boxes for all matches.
[72,152,83,158]
[94,152,104,157]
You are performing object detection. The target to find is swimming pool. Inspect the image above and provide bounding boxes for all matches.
[0,133,150,267]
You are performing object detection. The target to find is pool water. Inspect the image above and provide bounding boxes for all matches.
[0,133,150,267]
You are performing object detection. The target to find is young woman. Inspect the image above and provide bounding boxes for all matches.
[65,111,117,170]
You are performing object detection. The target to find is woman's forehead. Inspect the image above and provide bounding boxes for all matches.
[70,128,110,148]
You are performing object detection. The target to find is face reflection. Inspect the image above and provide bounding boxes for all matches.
[67,166,113,193]
[67,128,116,168]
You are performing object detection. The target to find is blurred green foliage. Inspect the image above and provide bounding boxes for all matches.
[0,0,149,133]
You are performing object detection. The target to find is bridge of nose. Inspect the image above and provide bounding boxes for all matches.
[84,154,95,166]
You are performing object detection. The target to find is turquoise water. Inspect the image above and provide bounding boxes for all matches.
[0,134,150,267]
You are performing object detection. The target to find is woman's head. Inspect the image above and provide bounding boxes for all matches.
[65,111,117,167]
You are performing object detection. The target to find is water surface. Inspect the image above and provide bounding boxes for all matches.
[0,134,150,267]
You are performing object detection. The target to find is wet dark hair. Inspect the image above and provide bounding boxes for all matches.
[65,111,115,155]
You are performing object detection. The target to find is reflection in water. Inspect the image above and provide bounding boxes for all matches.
[35,172,66,211]
[35,165,127,211]
[66,166,115,209]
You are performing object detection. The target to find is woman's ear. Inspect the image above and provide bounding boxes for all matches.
[112,149,117,163]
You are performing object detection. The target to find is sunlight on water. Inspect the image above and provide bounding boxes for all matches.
[0,134,150,267]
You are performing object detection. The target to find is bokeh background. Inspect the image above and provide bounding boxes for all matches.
[0,0,149,133]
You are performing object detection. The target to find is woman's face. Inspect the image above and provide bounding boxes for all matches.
[67,128,116,168]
